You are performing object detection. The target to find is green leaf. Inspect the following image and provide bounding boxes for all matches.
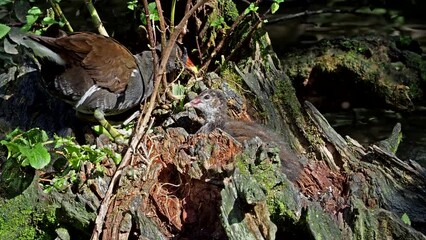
[26,14,38,25]
[67,154,82,169]
[210,17,225,29]
[401,213,411,225]
[0,24,11,39]
[0,0,13,6]
[140,13,147,25]
[148,2,157,13]
[41,16,57,25]
[53,135,74,148]
[271,2,279,14]
[172,83,185,97]
[25,128,49,144]
[244,3,259,15]
[22,6,42,31]
[148,2,159,21]
[4,128,22,141]
[27,6,42,15]
[140,2,159,24]
[127,0,137,10]
[64,144,80,156]
[19,143,50,169]
[1,141,20,159]
[58,21,65,27]
[92,125,113,140]
[102,147,122,165]
[52,176,68,190]
[95,164,106,173]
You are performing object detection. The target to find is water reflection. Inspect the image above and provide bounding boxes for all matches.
[266,7,426,54]
[323,109,426,167]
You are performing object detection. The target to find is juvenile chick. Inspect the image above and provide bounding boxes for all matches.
[185,89,303,181]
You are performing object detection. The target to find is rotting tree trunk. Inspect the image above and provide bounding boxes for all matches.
[98,29,426,239]
[225,31,426,239]
[149,29,426,239]
[223,31,426,239]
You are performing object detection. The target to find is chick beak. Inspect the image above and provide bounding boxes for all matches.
[184,97,200,109]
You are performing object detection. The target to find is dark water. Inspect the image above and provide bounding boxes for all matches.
[265,5,426,55]
[265,4,426,166]
[323,109,426,166]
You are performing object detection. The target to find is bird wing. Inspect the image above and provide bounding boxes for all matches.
[31,33,137,93]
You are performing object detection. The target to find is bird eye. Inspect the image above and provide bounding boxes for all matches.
[203,94,211,100]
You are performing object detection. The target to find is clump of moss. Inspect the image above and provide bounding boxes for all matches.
[218,0,239,22]
[220,66,243,89]
[0,181,57,239]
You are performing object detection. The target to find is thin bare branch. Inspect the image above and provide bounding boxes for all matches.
[199,7,249,72]
[48,0,73,32]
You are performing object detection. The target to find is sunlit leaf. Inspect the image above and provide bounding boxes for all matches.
[271,3,279,14]
[42,16,57,25]
[127,0,137,10]
[19,143,50,169]
[0,24,11,39]
[27,6,41,15]
[401,213,411,226]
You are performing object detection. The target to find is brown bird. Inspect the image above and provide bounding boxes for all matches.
[185,89,303,181]
[9,28,197,142]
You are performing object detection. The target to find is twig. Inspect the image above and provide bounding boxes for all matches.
[154,0,173,100]
[48,0,73,32]
[179,0,192,43]
[84,0,109,36]
[199,6,249,72]
[266,9,361,24]
[142,0,209,129]
[200,0,267,73]
[213,12,264,72]
[154,0,167,48]
[200,0,260,71]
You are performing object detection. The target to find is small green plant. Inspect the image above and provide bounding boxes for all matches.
[129,1,160,26]
[244,3,259,15]
[1,127,121,191]
[18,5,64,34]
[171,82,186,112]
[41,8,60,26]
[210,16,226,29]
[53,135,112,169]
[127,0,138,10]
[1,128,51,169]
[45,169,77,192]
[140,2,160,25]
[22,6,42,32]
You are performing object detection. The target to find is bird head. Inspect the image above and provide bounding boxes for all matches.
[185,89,227,123]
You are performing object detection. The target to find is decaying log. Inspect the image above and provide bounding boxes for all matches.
[96,32,426,239]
